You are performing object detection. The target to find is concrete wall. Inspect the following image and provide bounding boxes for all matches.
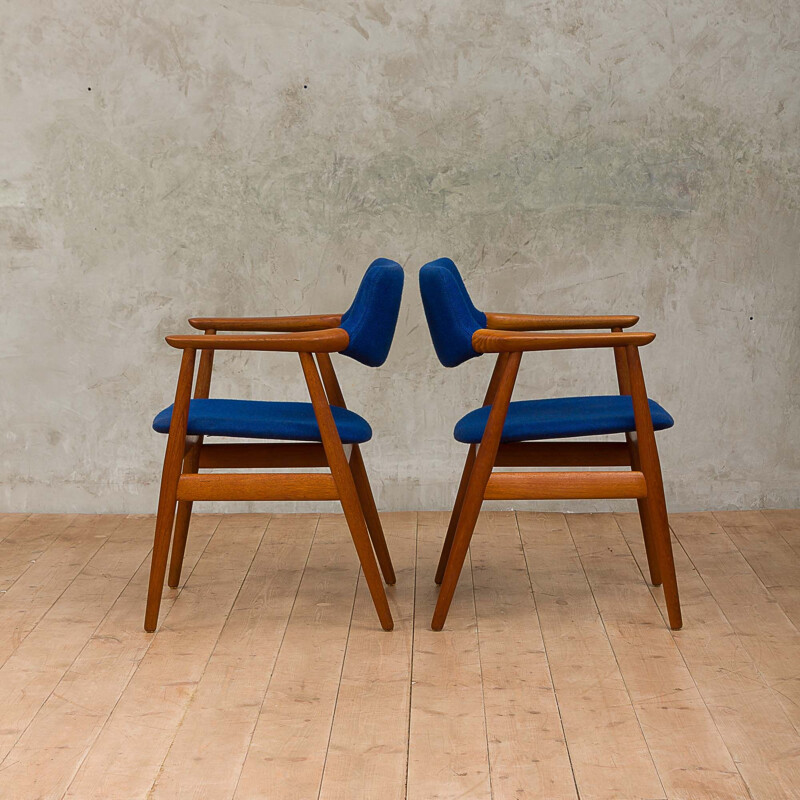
[3,0,799,513]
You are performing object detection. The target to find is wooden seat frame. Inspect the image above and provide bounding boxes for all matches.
[432,313,682,632]
[144,314,395,633]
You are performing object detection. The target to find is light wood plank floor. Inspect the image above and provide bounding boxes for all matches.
[0,510,799,799]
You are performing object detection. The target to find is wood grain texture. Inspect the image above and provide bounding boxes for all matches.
[64,515,268,799]
[470,511,577,799]
[518,512,664,800]
[714,510,800,629]
[232,514,361,799]
[0,515,125,668]
[675,512,800,734]
[150,514,317,800]
[472,328,655,352]
[761,509,800,555]
[188,313,342,331]
[0,516,151,762]
[618,512,800,799]
[567,513,749,799]
[483,470,647,500]
[485,312,639,330]
[176,471,339,501]
[407,512,492,799]
[166,327,349,351]
[0,515,220,800]
[0,514,76,591]
[0,511,797,800]
[432,351,521,630]
[318,512,416,800]
[0,514,29,545]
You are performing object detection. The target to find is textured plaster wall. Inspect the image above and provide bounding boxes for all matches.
[2,0,799,513]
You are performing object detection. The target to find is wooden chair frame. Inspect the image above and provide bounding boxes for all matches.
[432,313,682,632]
[145,314,395,633]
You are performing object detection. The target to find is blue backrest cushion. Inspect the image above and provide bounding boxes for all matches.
[340,258,405,367]
[419,258,486,367]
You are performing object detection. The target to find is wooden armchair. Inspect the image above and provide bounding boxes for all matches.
[145,259,404,632]
[419,258,681,632]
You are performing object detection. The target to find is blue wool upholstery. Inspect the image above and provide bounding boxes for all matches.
[419,258,486,367]
[454,395,674,444]
[341,258,405,367]
[153,399,372,443]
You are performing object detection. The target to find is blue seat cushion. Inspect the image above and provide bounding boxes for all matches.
[153,399,372,444]
[454,395,674,443]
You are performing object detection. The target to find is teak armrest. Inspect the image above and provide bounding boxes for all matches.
[166,328,349,352]
[188,313,342,332]
[485,312,639,331]
[472,329,655,353]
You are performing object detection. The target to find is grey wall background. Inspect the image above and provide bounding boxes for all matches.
[2,0,798,514]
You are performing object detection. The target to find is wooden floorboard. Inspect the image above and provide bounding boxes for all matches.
[231,514,362,800]
[617,512,800,799]
[318,512,417,800]
[0,514,220,800]
[567,512,749,799]
[0,510,799,799]
[472,511,576,799]
[62,514,268,800]
[519,512,664,800]
[149,514,317,800]
[0,514,30,545]
[406,511,491,800]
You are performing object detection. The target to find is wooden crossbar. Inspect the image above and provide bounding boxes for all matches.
[176,472,339,502]
[483,470,647,500]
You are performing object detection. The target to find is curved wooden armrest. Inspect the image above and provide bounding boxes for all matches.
[485,312,639,331]
[472,329,655,353]
[166,328,350,352]
[188,314,342,332]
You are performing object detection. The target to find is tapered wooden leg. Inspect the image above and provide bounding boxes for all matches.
[349,444,395,585]
[640,454,681,628]
[168,438,202,588]
[145,348,196,632]
[338,468,394,630]
[627,345,682,630]
[432,352,521,631]
[300,352,393,631]
[431,466,489,631]
[627,435,661,586]
[435,444,476,584]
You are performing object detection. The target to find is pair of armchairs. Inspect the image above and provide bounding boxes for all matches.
[146,258,681,634]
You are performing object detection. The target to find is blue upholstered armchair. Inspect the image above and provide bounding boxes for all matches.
[146,259,404,632]
[419,257,681,632]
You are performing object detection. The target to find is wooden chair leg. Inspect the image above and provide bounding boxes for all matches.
[627,435,661,586]
[641,458,681,628]
[627,345,682,630]
[431,465,488,630]
[300,352,393,631]
[145,348,196,632]
[349,444,396,585]
[436,355,507,585]
[432,352,521,631]
[169,337,214,590]
[167,501,192,588]
[338,468,394,630]
[435,444,476,585]
[168,438,202,588]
